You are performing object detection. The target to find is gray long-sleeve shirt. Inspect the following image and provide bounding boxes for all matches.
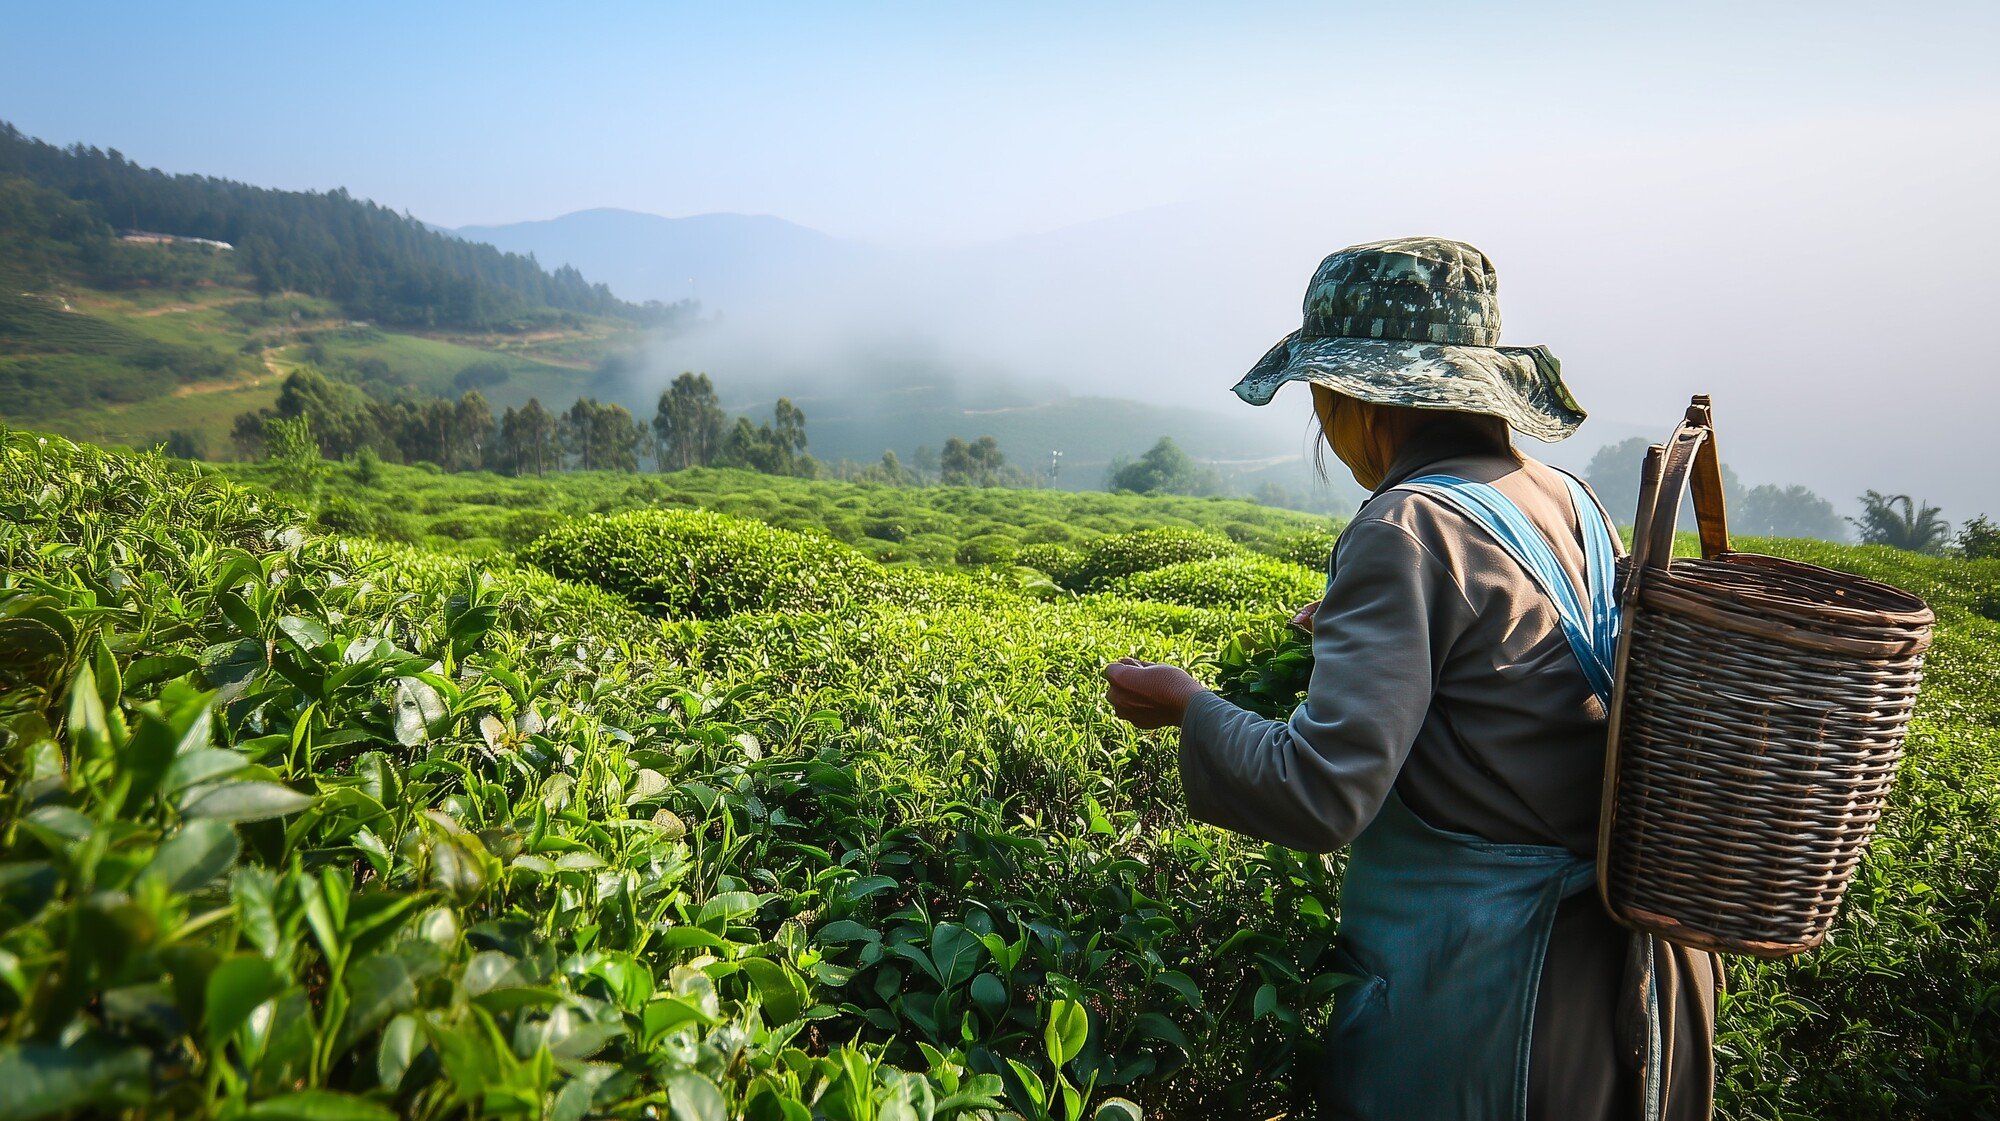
[1181,420,1613,855]
[1178,418,1719,1121]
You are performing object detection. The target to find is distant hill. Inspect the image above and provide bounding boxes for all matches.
[0,125,658,453]
[454,208,874,312]
[0,121,685,332]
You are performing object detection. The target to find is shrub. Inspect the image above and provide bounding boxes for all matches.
[1068,527,1241,590]
[1015,543,1083,584]
[955,532,1020,565]
[1020,520,1080,545]
[314,494,378,536]
[311,495,415,543]
[1959,515,2000,561]
[500,508,567,548]
[1263,527,1342,571]
[1108,555,1325,612]
[521,507,884,618]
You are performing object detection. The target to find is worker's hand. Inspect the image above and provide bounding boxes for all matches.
[1289,599,1322,631]
[1102,657,1206,729]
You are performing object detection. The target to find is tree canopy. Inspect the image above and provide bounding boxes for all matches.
[1851,491,1952,554]
[1107,437,1223,497]
[0,120,693,331]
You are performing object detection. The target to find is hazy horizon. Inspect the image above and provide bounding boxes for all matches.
[5,1,1997,518]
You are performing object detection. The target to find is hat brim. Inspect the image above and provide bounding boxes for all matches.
[1232,332,1587,443]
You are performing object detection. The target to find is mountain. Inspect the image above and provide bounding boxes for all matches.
[0,124,659,453]
[453,208,876,314]
[0,122,679,332]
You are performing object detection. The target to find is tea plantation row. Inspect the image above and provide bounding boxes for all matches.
[3,429,1996,1119]
[213,458,1342,569]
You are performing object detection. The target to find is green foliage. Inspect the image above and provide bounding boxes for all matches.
[0,429,1351,1119]
[1068,529,1243,592]
[1269,529,1339,572]
[956,533,1021,566]
[1105,437,1222,497]
[0,283,247,419]
[521,508,884,620]
[941,435,1021,487]
[1108,557,1325,614]
[1015,544,1084,586]
[216,457,1341,567]
[157,428,206,460]
[653,372,728,471]
[1850,491,1952,555]
[1207,623,1315,720]
[262,414,329,501]
[715,398,814,478]
[1956,514,2000,561]
[4,428,1999,1119]
[0,120,687,331]
[557,397,642,473]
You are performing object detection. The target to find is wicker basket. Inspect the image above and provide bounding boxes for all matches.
[1597,396,1934,958]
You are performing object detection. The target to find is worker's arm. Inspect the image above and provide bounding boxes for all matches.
[1174,514,1473,852]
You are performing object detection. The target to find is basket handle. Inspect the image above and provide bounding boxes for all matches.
[1631,395,1733,572]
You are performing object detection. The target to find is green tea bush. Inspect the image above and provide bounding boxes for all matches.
[1015,543,1084,585]
[521,508,883,619]
[1109,555,1325,613]
[215,460,1339,570]
[1262,528,1341,572]
[499,508,567,548]
[16,433,1994,1120]
[1020,521,1081,545]
[1209,621,1315,719]
[956,532,1020,566]
[1067,528,1243,591]
[0,431,1336,1120]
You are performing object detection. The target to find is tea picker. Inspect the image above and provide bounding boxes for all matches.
[1102,238,1929,1121]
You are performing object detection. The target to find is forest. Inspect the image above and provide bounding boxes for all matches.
[0,122,690,332]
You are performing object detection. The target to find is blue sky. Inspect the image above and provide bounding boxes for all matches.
[5,2,1994,241]
[5,2,1999,515]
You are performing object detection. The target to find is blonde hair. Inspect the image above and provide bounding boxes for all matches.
[1310,385,1514,490]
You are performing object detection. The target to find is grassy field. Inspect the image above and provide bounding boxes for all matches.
[1,262,637,455]
[286,324,618,408]
[3,429,1995,1119]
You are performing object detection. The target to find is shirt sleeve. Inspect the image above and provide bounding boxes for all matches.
[1176,514,1475,852]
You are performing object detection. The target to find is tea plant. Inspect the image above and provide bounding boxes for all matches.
[1106,557,1323,614]
[520,508,884,620]
[5,431,1996,1120]
[1063,530,1243,593]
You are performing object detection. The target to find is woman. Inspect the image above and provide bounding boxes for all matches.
[1102,238,1721,1121]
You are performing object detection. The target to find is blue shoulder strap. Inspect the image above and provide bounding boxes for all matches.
[1395,472,1620,705]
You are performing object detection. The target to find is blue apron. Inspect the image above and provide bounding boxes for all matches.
[1318,471,1621,1121]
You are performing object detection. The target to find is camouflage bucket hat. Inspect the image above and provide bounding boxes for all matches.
[1233,237,1586,441]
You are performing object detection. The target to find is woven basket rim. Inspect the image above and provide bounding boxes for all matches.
[1645,550,1934,628]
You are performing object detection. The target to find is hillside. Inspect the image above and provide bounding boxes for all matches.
[0,124,689,453]
[4,427,1995,1119]
[0,275,640,455]
[0,122,687,330]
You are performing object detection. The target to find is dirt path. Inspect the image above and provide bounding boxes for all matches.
[171,375,267,398]
[130,294,256,317]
